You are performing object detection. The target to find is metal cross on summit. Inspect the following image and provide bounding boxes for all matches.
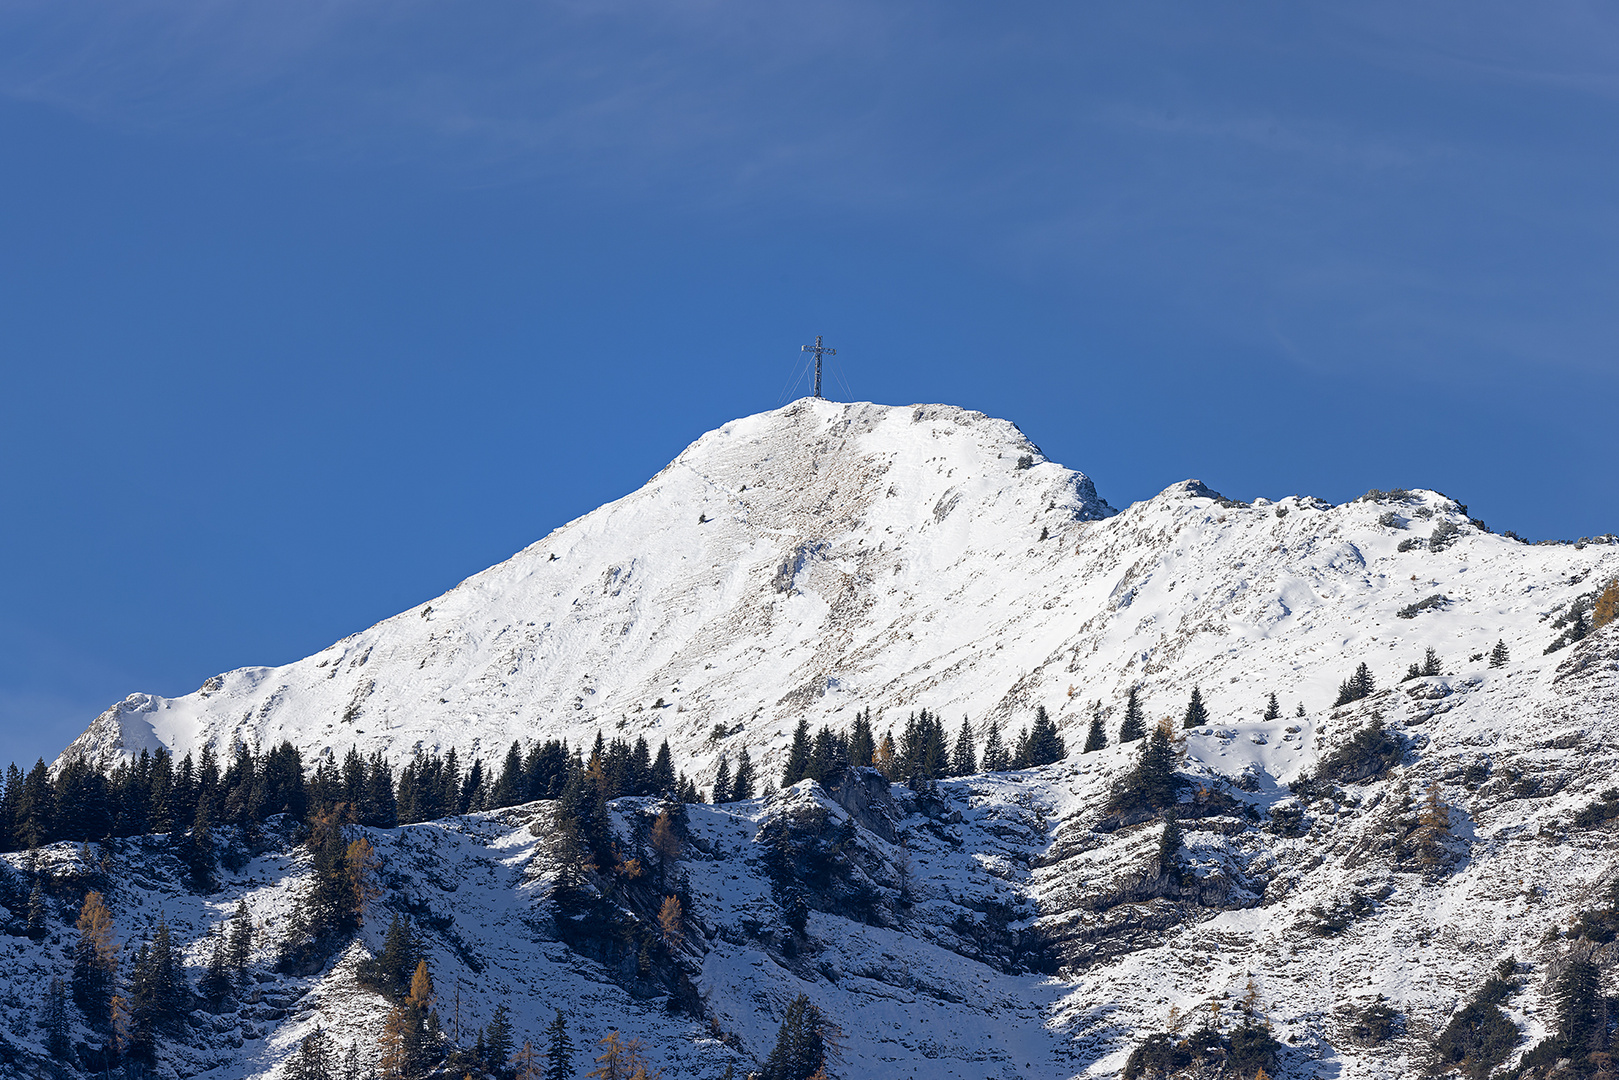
[802,335,836,399]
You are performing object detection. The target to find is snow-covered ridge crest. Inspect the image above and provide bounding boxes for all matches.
[59,399,1618,797]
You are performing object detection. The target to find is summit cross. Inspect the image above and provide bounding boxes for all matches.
[801,335,836,399]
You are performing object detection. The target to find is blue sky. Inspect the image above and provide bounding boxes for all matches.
[3,2,1617,766]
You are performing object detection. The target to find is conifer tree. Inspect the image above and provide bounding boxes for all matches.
[1183,688,1209,730]
[731,748,756,802]
[1025,707,1066,766]
[872,733,898,779]
[485,1002,515,1073]
[1263,692,1281,721]
[783,719,812,787]
[711,757,733,804]
[227,898,254,984]
[980,721,1009,771]
[950,718,978,776]
[1119,687,1147,742]
[1083,710,1107,753]
[202,928,234,1004]
[25,879,47,939]
[42,976,71,1060]
[1554,957,1606,1058]
[1489,639,1510,668]
[1157,810,1183,882]
[1139,723,1178,810]
[1422,647,1443,677]
[285,1027,336,1080]
[650,740,676,795]
[72,890,119,1030]
[658,894,684,950]
[1595,579,1619,631]
[759,994,832,1080]
[1412,781,1452,875]
[513,1038,544,1080]
[847,708,876,769]
[587,1030,659,1079]
[543,1008,575,1080]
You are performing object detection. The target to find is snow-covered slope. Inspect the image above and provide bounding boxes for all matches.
[59,398,1619,795]
[20,397,1619,1080]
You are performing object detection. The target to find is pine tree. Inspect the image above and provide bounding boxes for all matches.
[1083,710,1107,753]
[1490,639,1510,668]
[980,721,1008,771]
[543,1008,575,1080]
[711,757,733,804]
[1119,687,1146,742]
[950,718,978,776]
[1263,692,1281,721]
[1183,688,1209,730]
[1422,647,1443,677]
[783,719,811,787]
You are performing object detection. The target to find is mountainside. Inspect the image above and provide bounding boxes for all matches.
[17,398,1619,1080]
[61,399,1619,792]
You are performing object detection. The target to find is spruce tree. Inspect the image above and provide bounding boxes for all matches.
[950,718,978,776]
[227,898,254,984]
[1489,639,1510,668]
[731,748,755,801]
[1026,707,1066,766]
[1422,647,1443,678]
[711,757,733,804]
[1119,687,1146,742]
[42,976,71,1059]
[1182,688,1209,730]
[1263,692,1281,721]
[1554,957,1606,1057]
[759,993,831,1080]
[1157,810,1183,882]
[484,1002,514,1074]
[650,740,676,795]
[25,880,47,939]
[981,721,1008,771]
[543,1008,575,1080]
[847,708,876,769]
[1139,724,1178,810]
[783,719,812,787]
[1083,710,1107,753]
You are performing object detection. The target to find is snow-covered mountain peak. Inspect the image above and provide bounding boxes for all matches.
[59,399,1617,803]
